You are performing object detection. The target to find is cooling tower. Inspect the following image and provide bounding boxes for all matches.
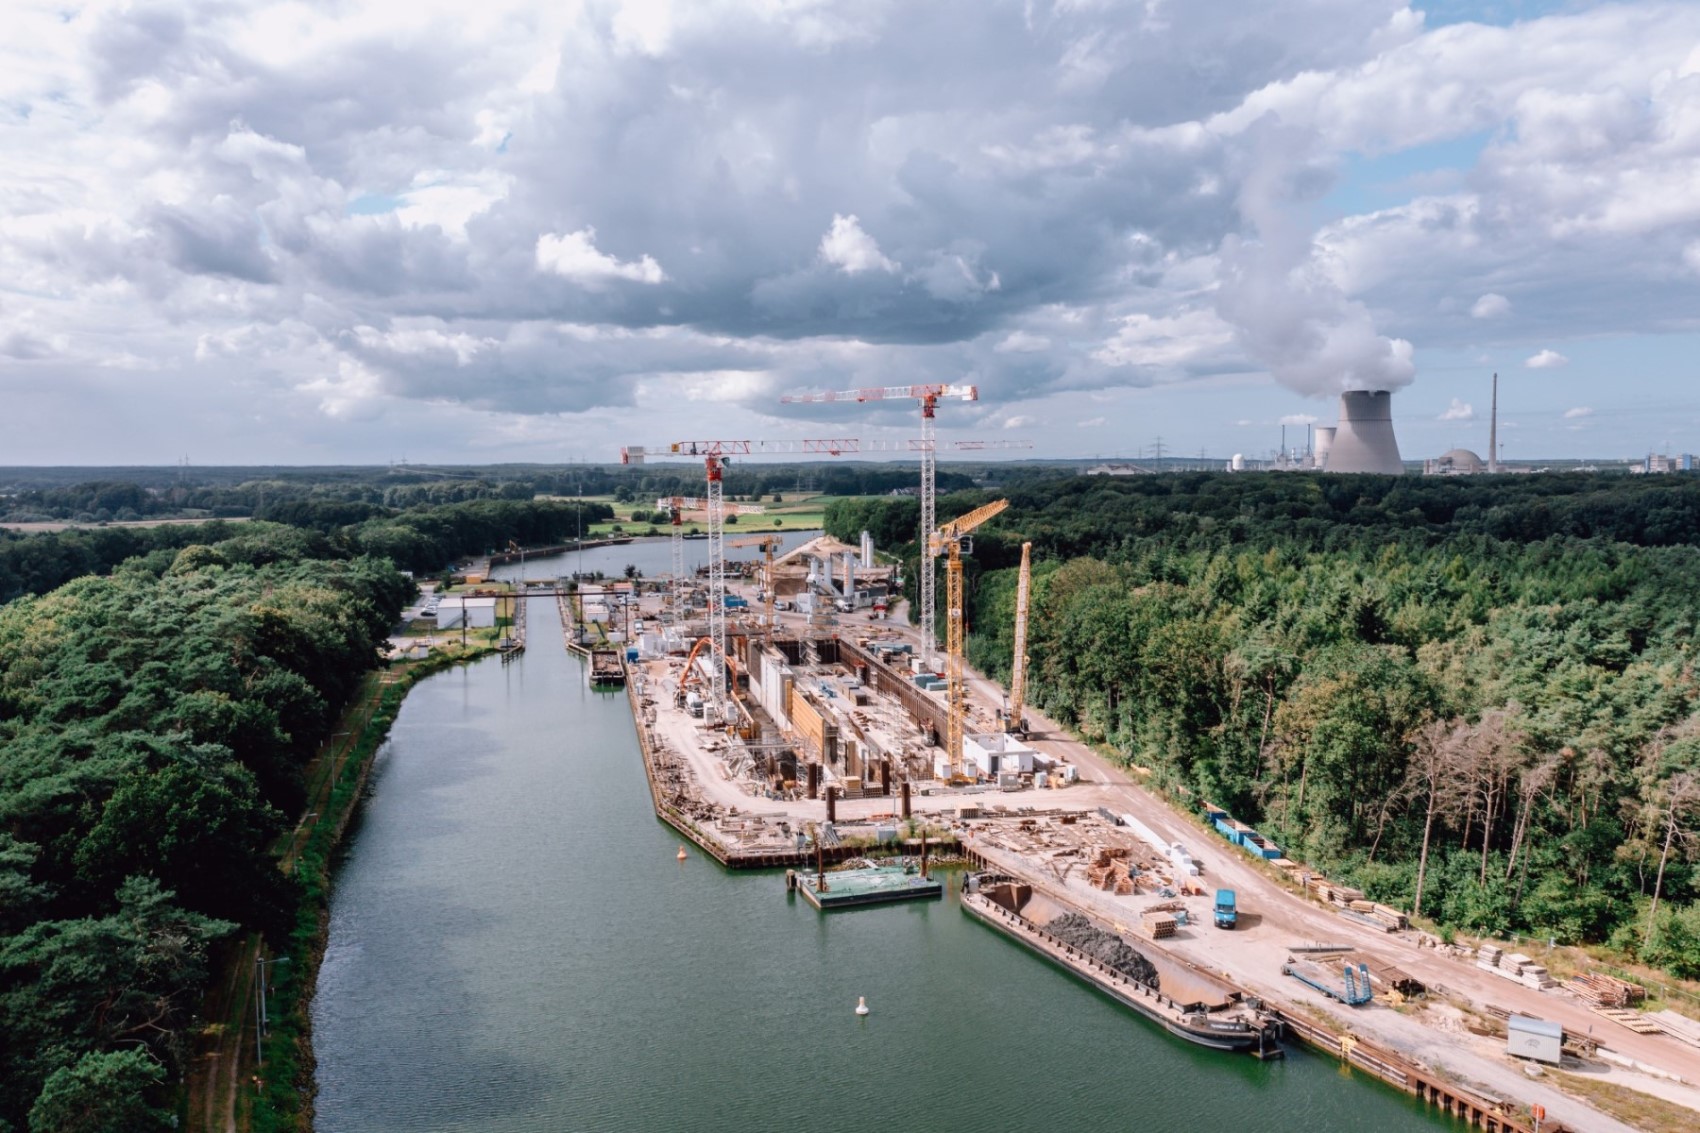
[1324,391,1404,475]
[1313,426,1336,469]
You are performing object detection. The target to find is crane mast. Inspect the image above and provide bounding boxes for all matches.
[1007,541,1031,736]
[657,496,763,616]
[928,498,1009,781]
[728,533,783,642]
[777,383,979,666]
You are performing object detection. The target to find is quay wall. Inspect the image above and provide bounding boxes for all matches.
[620,661,958,869]
[962,844,1564,1133]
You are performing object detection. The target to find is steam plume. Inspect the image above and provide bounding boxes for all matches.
[1215,120,1415,397]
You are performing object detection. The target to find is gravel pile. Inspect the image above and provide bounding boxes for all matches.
[1047,913,1160,989]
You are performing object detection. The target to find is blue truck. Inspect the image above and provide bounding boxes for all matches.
[1213,889,1238,930]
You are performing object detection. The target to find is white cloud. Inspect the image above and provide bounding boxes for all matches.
[1470,293,1511,318]
[1279,413,1318,426]
[994,330,1051,353]
[1525,349,1568,369]
[1001,415,1036,429]
[1438,398,1475,421]
[1078,416,1107,427]
[4,0,1700,461]
[535,228,668,285]
[393,172,512,240]
[1563,406,1594,419]
[818,214,898,274]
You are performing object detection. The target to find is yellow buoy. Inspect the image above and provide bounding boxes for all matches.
[677,846,688,861]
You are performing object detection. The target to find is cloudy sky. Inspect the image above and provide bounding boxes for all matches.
[4,0,1699,466]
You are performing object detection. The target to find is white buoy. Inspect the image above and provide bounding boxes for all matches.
[855,996,870,1016]
[676,846,688,861]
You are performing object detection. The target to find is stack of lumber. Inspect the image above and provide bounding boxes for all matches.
[1650,1010,1700,1050]
[1595,1008,1664,1035]
[1566,972,1644,1008]
[1140,910,1176,939]
[1501,953,1558,990]
[1477,944,1505,973]
[1343,899,1408,932]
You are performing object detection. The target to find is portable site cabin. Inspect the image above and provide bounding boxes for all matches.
[1506,1015,1563,1065]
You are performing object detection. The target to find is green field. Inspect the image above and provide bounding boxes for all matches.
[581,493,833,536]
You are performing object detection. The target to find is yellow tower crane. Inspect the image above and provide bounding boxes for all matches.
[1005,541,1032,738]
[728,533,784,642]
[928,498,1009,782]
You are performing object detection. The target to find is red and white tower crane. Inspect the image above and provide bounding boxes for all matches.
[777,383,979,663]
[623,440,822,708]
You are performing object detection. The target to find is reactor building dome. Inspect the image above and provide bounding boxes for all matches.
[1321,390,1405,475]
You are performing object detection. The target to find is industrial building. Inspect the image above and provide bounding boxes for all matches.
[1320,390,1405,474]
[1636,453,1696,474]
[436,595,497,629]
[1423,448,1487,475]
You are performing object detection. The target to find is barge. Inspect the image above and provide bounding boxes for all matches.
[790,865,944,910]
[962,876,1281,1058]
[589,647,627,687]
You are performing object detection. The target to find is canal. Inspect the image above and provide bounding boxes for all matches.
[486,528,826,584]
[311,600,1460,1132]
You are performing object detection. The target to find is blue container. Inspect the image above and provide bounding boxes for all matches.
[626,648,639,661]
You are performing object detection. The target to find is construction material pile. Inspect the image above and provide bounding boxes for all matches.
[1086,848,1137,894]
[1566,972,1644,1008]
[1476,945,1557,990]
[1047,913,1160,989]
[1342,899,1408,932]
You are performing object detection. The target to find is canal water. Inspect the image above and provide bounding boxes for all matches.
[487,529,826,585]
[311,602,1459,1132]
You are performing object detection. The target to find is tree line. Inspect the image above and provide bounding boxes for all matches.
[0,498,618,603]
[829,472,1700,976]
[0,526,411,1131]
[0,463,986,524]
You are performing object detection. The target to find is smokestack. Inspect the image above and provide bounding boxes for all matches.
[1313,427,1336,470]
[1324,391,1405,475]
[1489,372,1499,474]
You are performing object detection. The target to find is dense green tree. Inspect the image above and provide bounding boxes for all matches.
[27,1048,171,1133]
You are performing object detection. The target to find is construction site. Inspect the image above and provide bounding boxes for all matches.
[585,384,1700,1133]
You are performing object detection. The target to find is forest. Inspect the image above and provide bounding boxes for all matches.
[0,498,617,603]
[830,472,1700,977]
[0,525,411,1131]
[0,462,981,525]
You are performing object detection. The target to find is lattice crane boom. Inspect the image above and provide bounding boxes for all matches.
[623,438,862,711]
[778,384,981,666]
[927,498,1009,782]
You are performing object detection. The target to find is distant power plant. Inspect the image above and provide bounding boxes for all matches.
[1319,390,1405,475]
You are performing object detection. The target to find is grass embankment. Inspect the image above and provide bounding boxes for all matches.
[579,493,836,539]
[237,646,495,1132]
[1553,1072,1700,1133]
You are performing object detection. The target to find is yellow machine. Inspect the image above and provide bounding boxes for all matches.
[1005,541,1031,736]
[728,533,784,642]
[928,499,1009,782]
